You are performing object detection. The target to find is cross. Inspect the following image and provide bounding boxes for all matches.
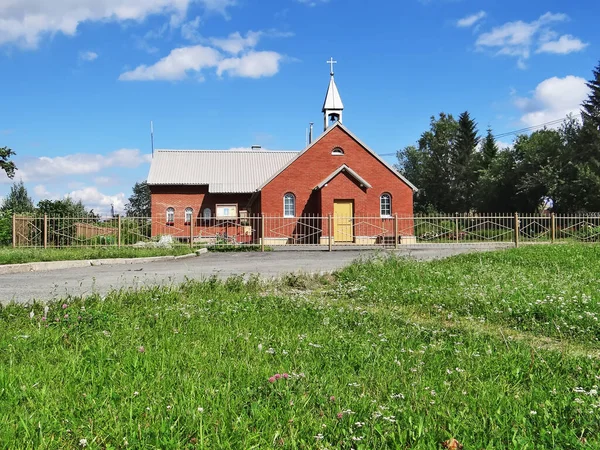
[327,57,337,75]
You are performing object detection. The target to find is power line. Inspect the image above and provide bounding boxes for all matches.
[378,117,571,157]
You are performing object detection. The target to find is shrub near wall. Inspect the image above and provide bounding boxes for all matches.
[0,210,11,246]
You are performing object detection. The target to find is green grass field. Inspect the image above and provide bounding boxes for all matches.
[1,245,599,449]
[0,247,201,265]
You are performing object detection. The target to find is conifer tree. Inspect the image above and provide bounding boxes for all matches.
[452,111,480,212]
[0,180,34,214]
[481,128,498,169]
[582,60,600,129]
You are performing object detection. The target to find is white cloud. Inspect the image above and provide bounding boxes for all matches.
[67,187,126,215]
[180,16,202,41]
[79,50,98,62]
[0,0,236,48]
[514,75,590,127]
[94,176,114,185]
[120,30,286,81]
[33,184,52,198]
[536,34,588,54]
[217,51,282,78]
[7,149,151,183]
[457,11,486,28]
[475,12,584,68]
[119,45,221,81]
[295,0,330,6]
[209,31,262,54]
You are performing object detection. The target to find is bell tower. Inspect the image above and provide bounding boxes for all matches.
[322,57,344,131]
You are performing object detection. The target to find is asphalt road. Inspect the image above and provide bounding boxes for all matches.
[0,245,510,305]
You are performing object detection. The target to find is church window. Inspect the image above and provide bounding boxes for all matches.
[203,208,212,220]
[332,147,344,156]
[284,193,296,217]
[380,194,392,217]
[166,207,175,225]
[185,207,193,225]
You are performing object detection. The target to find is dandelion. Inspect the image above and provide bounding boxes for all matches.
[79,438,88,447]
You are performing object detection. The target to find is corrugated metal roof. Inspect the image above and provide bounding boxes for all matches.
[147,150,299,193]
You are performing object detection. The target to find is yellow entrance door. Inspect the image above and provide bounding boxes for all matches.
[334,201,354,242]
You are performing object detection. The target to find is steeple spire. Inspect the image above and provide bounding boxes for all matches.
[322,57,344,131]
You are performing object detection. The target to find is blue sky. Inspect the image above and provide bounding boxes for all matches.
[0,0,597,214]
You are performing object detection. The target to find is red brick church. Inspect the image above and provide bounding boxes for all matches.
[147,60,417,245]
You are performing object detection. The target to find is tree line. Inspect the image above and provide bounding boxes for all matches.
[397,60,600,214]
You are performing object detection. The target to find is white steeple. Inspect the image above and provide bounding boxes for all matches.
[322,57,344,131]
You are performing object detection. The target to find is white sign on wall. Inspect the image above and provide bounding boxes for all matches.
[216,204,238,219]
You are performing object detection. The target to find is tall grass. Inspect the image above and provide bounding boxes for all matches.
[0,245,599,448]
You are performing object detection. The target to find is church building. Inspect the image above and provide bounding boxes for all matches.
[147,60,417,245]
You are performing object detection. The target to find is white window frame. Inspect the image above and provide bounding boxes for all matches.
[283,193,295,218]
[166,207,175,224]
[332,147,344,156]
[185,207,193,224]
[380,193,392,218]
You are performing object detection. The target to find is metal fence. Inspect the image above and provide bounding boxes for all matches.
[10,213,600,250]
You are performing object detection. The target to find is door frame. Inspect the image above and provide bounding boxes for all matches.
[333,199,354,243]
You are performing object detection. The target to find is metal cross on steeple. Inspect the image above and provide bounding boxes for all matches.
[327,57,337,75]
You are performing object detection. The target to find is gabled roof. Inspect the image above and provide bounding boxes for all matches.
[258,121,419,192]
[147,149,298,193]
[322,75,344,112]
[315,164,372,190]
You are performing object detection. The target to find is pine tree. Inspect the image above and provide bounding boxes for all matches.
[0,180,34,214]
[452,111,480,212]
[0,146,16,179]
[125,181,151,217]
[582,60,600,129]
[481,128,498,169]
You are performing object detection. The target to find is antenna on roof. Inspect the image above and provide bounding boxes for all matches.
[150,121,155,158]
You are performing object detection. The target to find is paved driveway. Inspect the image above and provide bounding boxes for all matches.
[0,245,510,305]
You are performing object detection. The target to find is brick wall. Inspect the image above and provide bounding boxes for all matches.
[149,185,254,238]
[261,125,415,236]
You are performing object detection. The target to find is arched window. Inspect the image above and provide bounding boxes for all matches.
[166,207,175,224]
[380,194,392,217]
[185,207,193,225]
[203,208,211,220]
[332,147,344,156]
[283,193,295,218]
